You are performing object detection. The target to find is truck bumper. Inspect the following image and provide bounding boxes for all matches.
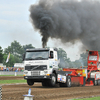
[24,75,51,82]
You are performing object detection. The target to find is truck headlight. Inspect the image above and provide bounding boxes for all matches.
[24,71,28,74]
[44,71,48,73]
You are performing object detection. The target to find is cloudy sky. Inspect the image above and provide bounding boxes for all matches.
[0,0,84,61]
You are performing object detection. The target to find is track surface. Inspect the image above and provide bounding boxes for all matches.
[1,76,100,100]
[0,76,23,80]
[2,84,100,100]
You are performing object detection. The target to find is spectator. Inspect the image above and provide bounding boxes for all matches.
[6,67,9,71]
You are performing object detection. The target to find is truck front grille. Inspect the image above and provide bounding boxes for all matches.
[25,65,47,71]
[31,71,40,76]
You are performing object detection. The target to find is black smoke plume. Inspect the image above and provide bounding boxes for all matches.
[29,0,100,49]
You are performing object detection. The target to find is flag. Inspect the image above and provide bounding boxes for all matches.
[6,52,10,63]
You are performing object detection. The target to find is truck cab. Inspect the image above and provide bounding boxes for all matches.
[23,48,58,87]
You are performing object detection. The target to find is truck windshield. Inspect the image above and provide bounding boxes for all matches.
[89,56,97,61]
[25,51,49,60]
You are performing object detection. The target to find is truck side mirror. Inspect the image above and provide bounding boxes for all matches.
[22,54,25,61]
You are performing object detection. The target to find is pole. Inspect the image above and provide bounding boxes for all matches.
[0,86,2,100]
[15,72,17,76]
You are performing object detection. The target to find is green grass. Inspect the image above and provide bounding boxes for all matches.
[0,80,26,84]
[73,96,100,100]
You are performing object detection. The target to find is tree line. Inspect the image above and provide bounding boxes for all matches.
[0,40,88,67]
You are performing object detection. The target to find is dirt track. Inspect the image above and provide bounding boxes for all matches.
[0,76,23,80]
[2,84,100,100]
[1,76,100,100]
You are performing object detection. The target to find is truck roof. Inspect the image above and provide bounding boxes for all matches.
[26,48,49,51]
[26,48,57,51]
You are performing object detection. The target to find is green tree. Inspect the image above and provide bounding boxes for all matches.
[58,48,70,68]
[22,44,35,53]
[0,46,3,63]
[80,52,88,66]
[3,54,16,67]
[4,40,23,62]
[4,40,35,67]
[4,40,23,55]
[73,60,82,68]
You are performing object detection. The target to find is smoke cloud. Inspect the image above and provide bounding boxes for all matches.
[29,0,100,49]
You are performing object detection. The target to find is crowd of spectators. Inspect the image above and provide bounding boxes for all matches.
[0,67,24,72]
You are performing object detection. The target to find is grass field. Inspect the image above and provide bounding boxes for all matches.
[0,80,26,84]
[73,96,100,100]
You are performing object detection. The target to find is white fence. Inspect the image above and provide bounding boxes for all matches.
[0,71,23,75]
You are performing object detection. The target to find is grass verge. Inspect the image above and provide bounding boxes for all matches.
[73,96,100,100]
[0,80,26,84]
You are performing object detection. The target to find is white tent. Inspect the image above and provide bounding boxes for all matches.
[14,63,24,68]
[0,63,6,68]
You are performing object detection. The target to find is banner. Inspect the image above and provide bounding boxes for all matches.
[6,52,10,63]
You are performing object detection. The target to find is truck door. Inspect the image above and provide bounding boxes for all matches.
[49,50,58,68]
[49,51,55,68]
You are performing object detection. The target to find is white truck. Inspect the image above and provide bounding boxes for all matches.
[23,48,72,87]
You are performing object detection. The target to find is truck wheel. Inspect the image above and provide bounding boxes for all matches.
[65,76,71,87]
[27,79,34,86]
[59,76,71,87]
[82,77,86,86]
[42,81,48,87]
[94,80,98,86]
[97,79,100,85]
[49,73,56,87]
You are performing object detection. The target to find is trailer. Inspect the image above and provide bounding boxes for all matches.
[23,48,100,87]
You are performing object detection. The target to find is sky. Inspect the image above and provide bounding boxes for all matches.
[0,0,84,61]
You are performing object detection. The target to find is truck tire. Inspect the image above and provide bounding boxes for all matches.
[82,77,86,86]
[42,80,48,87]
[97,79,100,85]
[48,73,56,87]
[64,76,71,87]
[27,79,34,86]
[94,80,98,86]
[59,76,71,87]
